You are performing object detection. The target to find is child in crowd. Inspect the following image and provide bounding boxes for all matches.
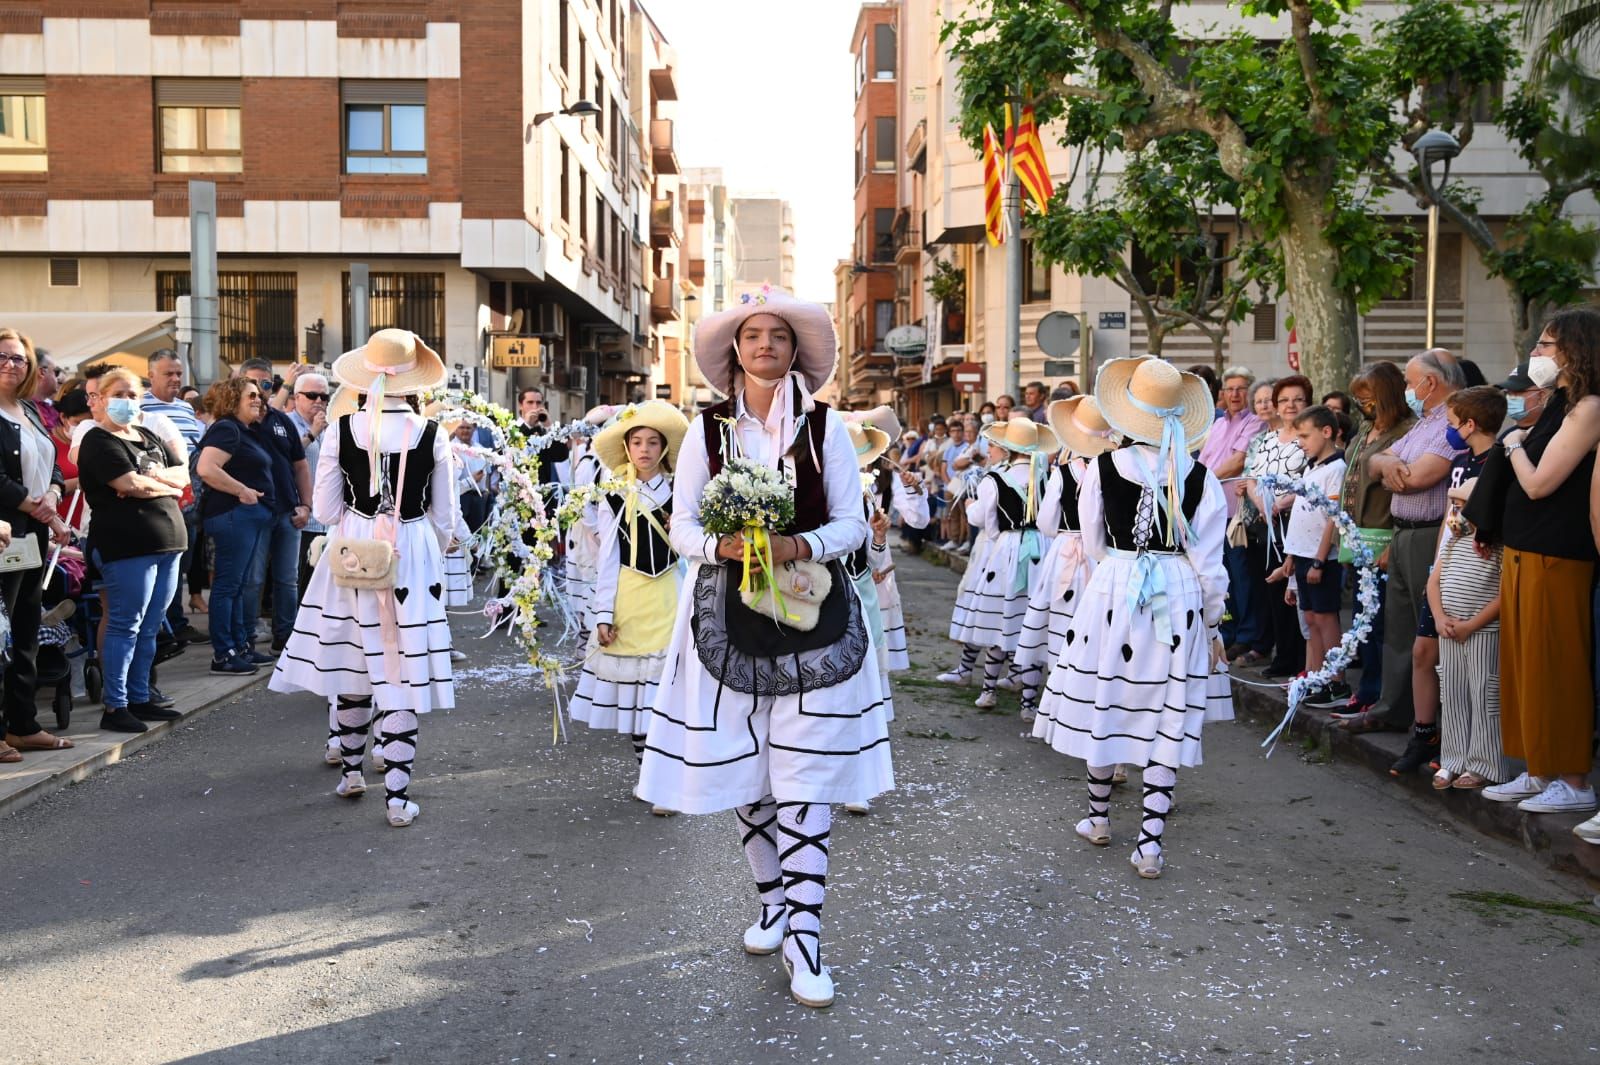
[1270,405,1348,705]
[1426,386,1509,790]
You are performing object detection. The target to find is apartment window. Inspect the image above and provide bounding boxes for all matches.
[156,79,242,174]
[854,47,867,96]
[157,271,298,364]
[1023,241,1052,304]
[560,145,571,224]
[873,115,896,172]
[873,207,895,264]
[578,36,587,98]
[0,78,47,172]
[855,129,867,185]
[1252,303,1277,342]
[342,81,426,174]
[341,271,445,352]
[579,170,589,242]
[874,300,894,349]
[873,24,896,79]
[559,2,570,73]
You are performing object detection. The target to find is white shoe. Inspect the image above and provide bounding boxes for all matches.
[1112,764,1128,785]
[450,649,468,663]
[845,801,871,815]
[953,544,970,555]
[387,799,420,827]
[323,745,342,767]
[650,805,678,817]
[743,907,787,955]
[1516,779,1598,814]
[334,772,366,798]
[1130,845,1164,879]
[372,747,387,773]
[935,667,973,684]
[974,689,997,709]
[783,951,835,1008]
[1075,817,1110,845]
[995,674,1020,692]
[1484,771,1548,803]
[1573,812,1600,843]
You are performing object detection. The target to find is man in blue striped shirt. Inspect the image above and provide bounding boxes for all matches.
[141,349,206,644]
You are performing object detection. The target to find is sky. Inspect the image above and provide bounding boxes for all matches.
[641,0,859,303]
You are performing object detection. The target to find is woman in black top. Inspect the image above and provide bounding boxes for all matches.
[0,327,71,762]
[1469,308,1600,816]
[77,368,189,733]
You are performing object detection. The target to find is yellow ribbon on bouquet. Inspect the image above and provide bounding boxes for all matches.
[738,523,798,624]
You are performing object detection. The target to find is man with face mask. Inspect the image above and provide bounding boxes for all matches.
[1496,356,1557,434]
[1352,349,1466,754]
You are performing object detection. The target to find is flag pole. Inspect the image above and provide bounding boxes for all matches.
[1004,97,1023,403]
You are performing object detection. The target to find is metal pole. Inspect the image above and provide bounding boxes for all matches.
[1004,170,1022,401]
[187,180,219,387]
[1424,201,1440,349]
[350,263,370,346]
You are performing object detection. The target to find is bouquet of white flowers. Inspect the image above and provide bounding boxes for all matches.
[700,457,810,624]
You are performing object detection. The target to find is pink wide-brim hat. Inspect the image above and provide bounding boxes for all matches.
[692,288,838,397]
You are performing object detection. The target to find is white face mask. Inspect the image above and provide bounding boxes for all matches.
[1529,355,1559,389]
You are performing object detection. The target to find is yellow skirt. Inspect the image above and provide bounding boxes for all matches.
[609,567,678,657]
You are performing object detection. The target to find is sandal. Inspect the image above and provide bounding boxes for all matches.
[1331,710,1400,734]
[1230,649,1267,668]
[5,731,74,751]
[0,742,20,763]
[1451,772,1490,790]
[1431,770,1456,790]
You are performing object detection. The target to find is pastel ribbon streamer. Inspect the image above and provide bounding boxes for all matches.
[1013,527,1043,596]
[1110,546,1174,648]
[1125,393,1196,548]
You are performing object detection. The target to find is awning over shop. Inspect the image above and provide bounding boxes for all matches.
[0,312,176,371]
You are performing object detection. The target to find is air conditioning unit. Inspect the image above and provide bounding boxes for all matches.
[527,303,567,340]
[568,363,588,390]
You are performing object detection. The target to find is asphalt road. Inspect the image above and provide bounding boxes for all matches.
[4,551,1598,1065]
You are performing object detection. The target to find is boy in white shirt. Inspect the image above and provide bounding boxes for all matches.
[1269,405,1348,703]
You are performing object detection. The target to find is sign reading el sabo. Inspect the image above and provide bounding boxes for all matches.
[492,337,543,369]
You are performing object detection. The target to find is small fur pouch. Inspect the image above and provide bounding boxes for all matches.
[740,558,833,632]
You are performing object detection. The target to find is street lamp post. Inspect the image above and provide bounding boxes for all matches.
[524,100,603,142]
[1410,129,1462,349]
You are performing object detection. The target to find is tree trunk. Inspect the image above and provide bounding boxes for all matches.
[1147,325,1166,356]
[1280,191,1362,394]
[1515,295,1552,358]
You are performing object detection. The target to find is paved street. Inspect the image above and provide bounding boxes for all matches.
[4,551,1598,1065]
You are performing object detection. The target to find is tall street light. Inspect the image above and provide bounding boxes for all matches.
[1410,129,1462,348]
[524,100,602,142]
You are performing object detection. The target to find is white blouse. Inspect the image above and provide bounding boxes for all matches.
[590,472,672,626]
[312,396,460,551]
[1,405,53,499]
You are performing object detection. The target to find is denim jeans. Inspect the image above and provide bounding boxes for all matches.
[205,503,273,659]
[95,550,182,708]
[252,510,301,643]
[1355,577,1388,705]
[1220,542,1261,648]
[165,512,199,633]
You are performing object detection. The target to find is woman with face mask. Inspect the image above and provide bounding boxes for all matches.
[76,367,190,734]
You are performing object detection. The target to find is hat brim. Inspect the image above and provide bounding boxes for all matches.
[328,386,360,421]
[332,334,447,396]
[593,401,689,472]
[860,405,901,442]
[849,424,891,467]
[1048,396,1117,458]
[1094,357,1214,451]
[980,422,1060,455]
[692,292,837,397]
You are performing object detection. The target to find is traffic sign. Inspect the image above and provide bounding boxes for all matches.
[1036,311,1081,358]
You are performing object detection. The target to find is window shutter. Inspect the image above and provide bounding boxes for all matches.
[341,80,427,106]
[48,259,79,287]
[155,79,241,106]
[1252,303,1276,342]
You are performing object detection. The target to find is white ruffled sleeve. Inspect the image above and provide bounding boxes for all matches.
[797,408,870,563]
[590,496,623,626]
[1037,465,1065,536]
[964,473,998,533]
[1185,468,1230,628]
[427,422,460,552]
[891,474,930,530]
[312,415,346,527]
[668,415,719,565]
[1077,457,1107,562]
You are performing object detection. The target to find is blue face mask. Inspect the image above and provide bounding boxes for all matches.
[106,397,140,426]
[1504,395,1527,421]
[1404,389,1423,416]
[1444,423,1470,451]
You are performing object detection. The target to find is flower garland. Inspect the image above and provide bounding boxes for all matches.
[1254,472,1383,754]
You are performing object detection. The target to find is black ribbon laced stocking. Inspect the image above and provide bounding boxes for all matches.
[381,710,419,805]
[736,798,786,928]
[334,696,374,776]
[1086,764,1116,821]
[630,734,647,765]
[776,801,831,978]
[1138,763,1177,857]
[980,648,1007,693]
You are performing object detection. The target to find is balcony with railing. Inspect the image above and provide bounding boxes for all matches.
[650,119,679,175]
[651,277,683,322]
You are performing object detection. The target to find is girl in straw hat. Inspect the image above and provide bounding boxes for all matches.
[568,401,688,784]
[269,329,459,830]
[1034,357,1233,879]
[1012,397,1119,732]
[940,415,1058,714]
[636,287,891,1009]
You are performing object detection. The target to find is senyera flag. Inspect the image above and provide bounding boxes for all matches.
[1012,104,1054,214]
[983,123,1004,246]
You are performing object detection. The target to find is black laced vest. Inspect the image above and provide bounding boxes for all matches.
[989,468,1037,531]
[1096,449,1208,552]
[605,492,677,576]
[337,416,437,520]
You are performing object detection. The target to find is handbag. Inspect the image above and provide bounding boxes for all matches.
[1225,507,1250,549]
[328,428,410,590]
[0,532,43,573]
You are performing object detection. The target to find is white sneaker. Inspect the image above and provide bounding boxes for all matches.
[1573,812,1600,843]
[1484,771,1549,803]
[334,772,366,798]
[323,745,342,767]
[845,801,871,815]
[1517,779,1598,813]
[974,689,997,709]
[387,799,420,827]
[1075,817,1110,845]
[743,907,787,955]
[935,667,973,684]
[783,951,835,1008]
[1130,845,1165,879]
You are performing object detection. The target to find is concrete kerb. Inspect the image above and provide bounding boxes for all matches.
[0,668,268,819]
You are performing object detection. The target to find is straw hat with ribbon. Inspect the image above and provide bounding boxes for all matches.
[692,286,837,397]
[1048,395,1119,458]
[328,385,360,421]
[842,418,891,467]
[980,414,1060,456]
[593,400,689,474]
[1094,355,1212,554]
[332,328,447,397]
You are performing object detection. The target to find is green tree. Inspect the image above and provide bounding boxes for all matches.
[944,0,1500,394]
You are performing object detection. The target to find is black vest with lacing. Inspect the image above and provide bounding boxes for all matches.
[989,469,1036,531]
[1096,450,1208,552]
[605,492,676,576]
[1053,464,1083,533]
[337,416,436,520]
